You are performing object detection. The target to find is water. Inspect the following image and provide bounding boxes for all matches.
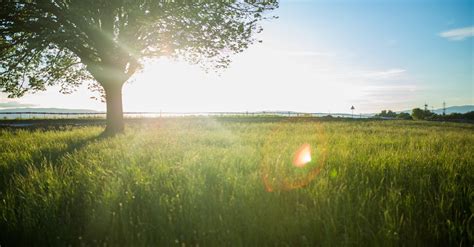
[0,112,373,120]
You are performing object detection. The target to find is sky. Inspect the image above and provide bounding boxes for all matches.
[1,0,473,114]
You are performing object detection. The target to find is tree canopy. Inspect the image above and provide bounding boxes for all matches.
[0,0,278,134]
[375,110,412,120]
[411,108,434,120]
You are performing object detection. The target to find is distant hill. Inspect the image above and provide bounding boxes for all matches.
[433,105,474,114]
[399,105,474,114]
[0,108,100,113]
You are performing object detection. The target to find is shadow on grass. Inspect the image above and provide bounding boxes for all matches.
[0,129,123,246]
[0,131,107,192]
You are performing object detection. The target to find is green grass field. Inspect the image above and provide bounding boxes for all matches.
[0,118,472,246]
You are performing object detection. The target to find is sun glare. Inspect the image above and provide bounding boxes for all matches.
[121,51,370,114]
[123,58,213,112]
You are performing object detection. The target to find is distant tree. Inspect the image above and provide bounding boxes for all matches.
[386,110,397,118]
[0,0,278,135]
[375,109,406,119]
[431,111,474,122]
[412,108,425,120]
[412,108,435,120]
[396,112,412,120]
[464,111,474,120]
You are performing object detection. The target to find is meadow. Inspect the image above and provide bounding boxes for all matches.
[0,118,472,246]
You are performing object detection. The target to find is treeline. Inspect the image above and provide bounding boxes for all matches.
[374,110,412,120]
[375,108,474,122]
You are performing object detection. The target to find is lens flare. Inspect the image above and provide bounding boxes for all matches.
[293,143,311,167]
[260,122,328,192]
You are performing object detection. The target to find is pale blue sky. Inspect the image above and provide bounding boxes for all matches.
[1,0,473,113]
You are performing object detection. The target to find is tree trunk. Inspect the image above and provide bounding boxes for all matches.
[103,82,124,136]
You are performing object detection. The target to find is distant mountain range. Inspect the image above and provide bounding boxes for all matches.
[398,105,474,114]
[0,108,100,113]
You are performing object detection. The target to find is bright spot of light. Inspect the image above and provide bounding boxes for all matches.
[293,143,311,168]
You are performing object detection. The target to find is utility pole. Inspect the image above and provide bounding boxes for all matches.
[443,102,446,116]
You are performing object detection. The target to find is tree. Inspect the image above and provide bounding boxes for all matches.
[396,112,412,120]
[375,109,411,120]
[386,110,397,118]
[411,107,434,120]
[0,0,278,135]
[411,108,424,120]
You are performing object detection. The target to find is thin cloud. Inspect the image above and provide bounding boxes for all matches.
[439,26,474,41]
[357,68,406,80]
[286,51,335,57]
[356,84,420,112]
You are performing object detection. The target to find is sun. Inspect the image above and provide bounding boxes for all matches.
[122,58,213,112]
